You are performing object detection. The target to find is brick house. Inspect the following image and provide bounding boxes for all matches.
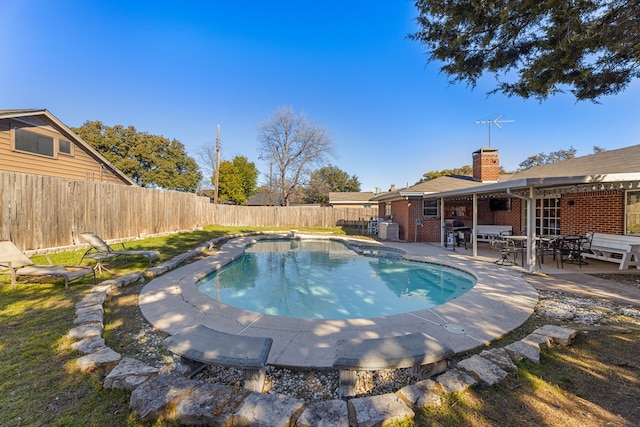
[0,109,135,185]
[372,145,640,245]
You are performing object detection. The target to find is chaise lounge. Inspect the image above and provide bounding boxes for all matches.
[79,232,160,273]
[0,241,95,290]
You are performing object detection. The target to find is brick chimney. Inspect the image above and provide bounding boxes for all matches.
[472,147,499,182]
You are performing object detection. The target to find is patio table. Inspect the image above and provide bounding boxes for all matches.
[558,235,589,268]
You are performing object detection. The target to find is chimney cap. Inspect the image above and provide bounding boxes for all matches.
[473,147,499,155]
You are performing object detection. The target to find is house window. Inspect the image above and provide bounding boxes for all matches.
[59,139,72,155]
[625,190,640,235]
[14,128,54,157]
[423,199,438,218]
[384,202,391,218]
[535,197,561,235]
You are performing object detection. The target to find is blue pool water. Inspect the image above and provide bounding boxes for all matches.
[197,239,476,320]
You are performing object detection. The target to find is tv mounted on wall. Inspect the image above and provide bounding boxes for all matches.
[489,198,511,211]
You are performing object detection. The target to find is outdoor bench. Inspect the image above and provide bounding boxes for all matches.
[333,332,454,397]
[582,232,640,270]
[475,225,513,242]
[163,324,273,392]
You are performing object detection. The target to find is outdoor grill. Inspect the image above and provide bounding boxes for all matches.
[444,219,471,249]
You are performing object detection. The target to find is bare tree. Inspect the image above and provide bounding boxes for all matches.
[196,140,218,190]
[257,106,335,206]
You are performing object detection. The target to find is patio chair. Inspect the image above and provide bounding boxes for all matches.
[536,236,560,267]
[0,241,95,290]
[490,235,518,265]
[79,232,160,273]
[557,235,589,268]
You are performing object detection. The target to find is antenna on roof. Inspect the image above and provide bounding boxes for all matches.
[474,114,514,147]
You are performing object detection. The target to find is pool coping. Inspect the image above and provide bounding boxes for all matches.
[139,234,539,369]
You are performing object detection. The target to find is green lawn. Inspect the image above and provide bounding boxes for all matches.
[0,225,345,426]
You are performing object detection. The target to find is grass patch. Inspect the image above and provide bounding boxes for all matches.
[414,327,640,426]
[0,226,345,426]
[3,226,638,426]
[0,281,133,426]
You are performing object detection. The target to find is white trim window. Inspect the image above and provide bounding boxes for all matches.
[423,199,438,218]
[14,128,54,157]
[625,190,640,235]
[13,127,74,158]
[58,138,73,155]
[535,197,561,236]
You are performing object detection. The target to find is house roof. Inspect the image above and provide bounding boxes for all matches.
[371,175,495,201]
[511,145,640,178]
[0,109,136,186]
[329,192,377,204]
[426,144,640,200]
[245,191,281,206]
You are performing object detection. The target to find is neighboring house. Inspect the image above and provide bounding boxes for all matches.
[245,191,281,206]
[0,109,135,185]
[328,191,378,209]
[372,145,640,244]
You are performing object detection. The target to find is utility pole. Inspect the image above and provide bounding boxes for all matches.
[269,162,273,206]
[213,124,221,204]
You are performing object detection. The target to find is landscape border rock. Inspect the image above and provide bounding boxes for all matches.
[65,232,582,426]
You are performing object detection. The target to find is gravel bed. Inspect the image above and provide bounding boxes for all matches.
[191,288,640,401]
[110,276,640,402]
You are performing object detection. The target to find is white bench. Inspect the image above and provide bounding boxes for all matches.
[582,233,640,270]
[475,225,513,242]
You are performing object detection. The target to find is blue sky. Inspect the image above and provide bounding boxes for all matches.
[3,1,639,192]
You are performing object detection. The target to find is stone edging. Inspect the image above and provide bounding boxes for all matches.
[66,232,578,426]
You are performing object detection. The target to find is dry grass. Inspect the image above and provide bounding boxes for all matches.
[415,325,640,426]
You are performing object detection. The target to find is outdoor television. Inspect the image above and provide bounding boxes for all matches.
[489,198,511,211]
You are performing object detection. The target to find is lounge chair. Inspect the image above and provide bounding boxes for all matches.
[79,232,160,273]
[0,241,95,290]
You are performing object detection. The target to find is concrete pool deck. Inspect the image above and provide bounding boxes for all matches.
[139,234,539,369]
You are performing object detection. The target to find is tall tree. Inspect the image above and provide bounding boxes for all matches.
[217,156,258,205]
[257,106,335,206]
[73,121,201,191]
[518,147,577,170]
[304,165,361,205]
[410,0,640,101]
[421,165,474,182]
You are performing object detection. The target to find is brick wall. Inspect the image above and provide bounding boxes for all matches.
[472,198,523,233]
[560,190,624,235]
[390,199,410,240]
[375,190,624,242]
[407,198,525,243]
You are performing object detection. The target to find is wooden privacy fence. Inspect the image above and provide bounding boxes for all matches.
[211,205,377,229]
[0,171,377,251]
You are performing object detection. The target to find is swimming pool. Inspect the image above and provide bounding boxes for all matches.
[197,238,476,319]
[140,233,539,368]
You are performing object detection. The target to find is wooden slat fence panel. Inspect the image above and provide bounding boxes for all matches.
[0,171,377,251]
